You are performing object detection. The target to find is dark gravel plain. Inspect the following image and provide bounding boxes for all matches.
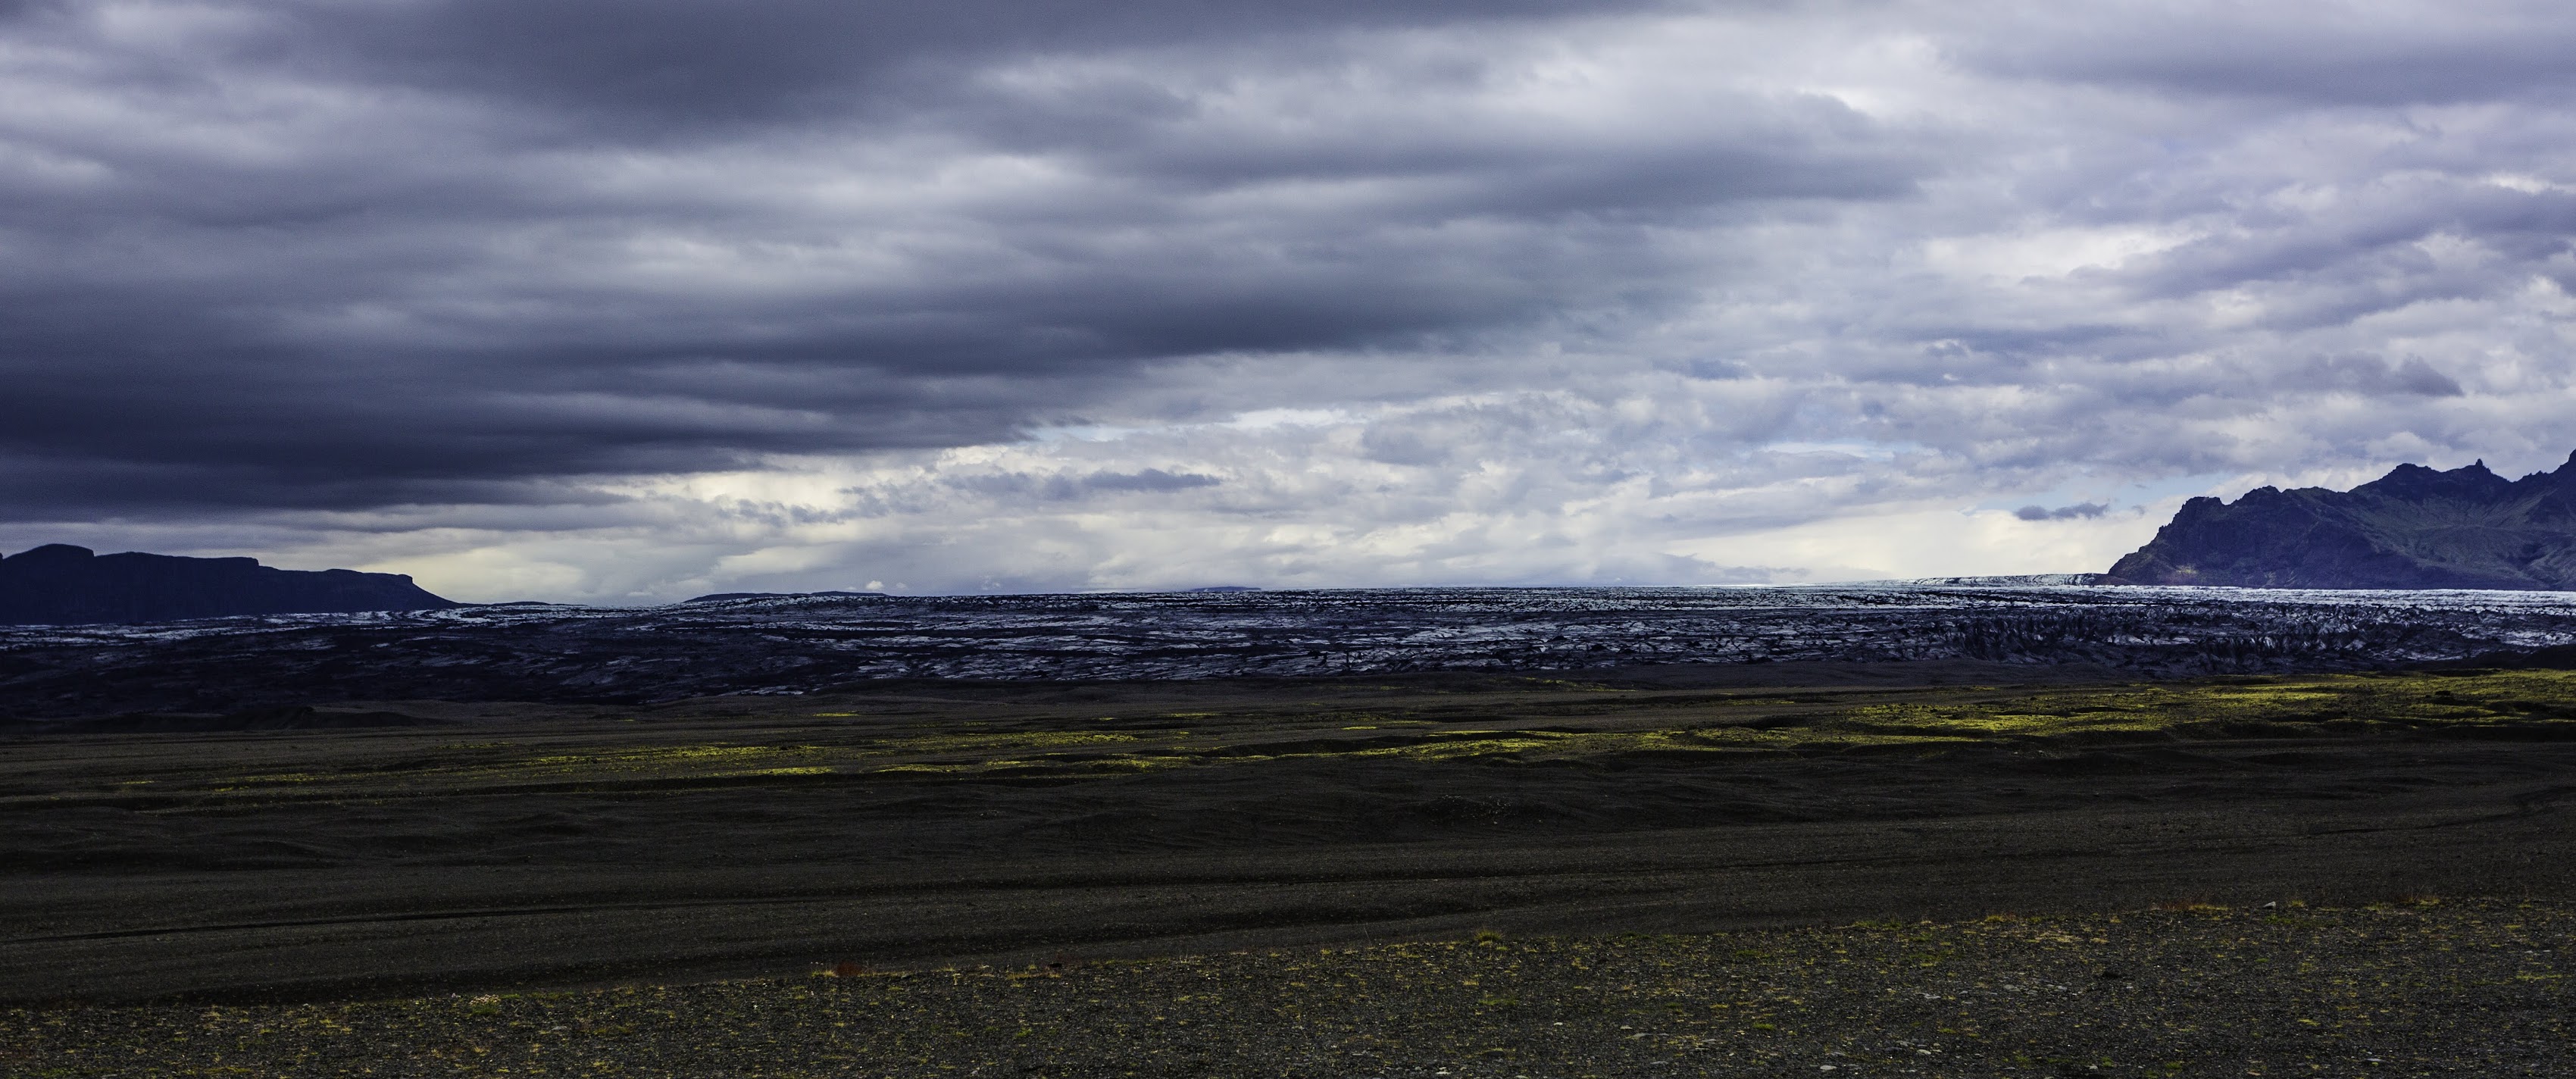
[10,665,2576,1076]
[5,899,2568,1077]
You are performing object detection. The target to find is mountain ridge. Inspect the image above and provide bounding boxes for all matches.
[0,544,458,626]
[2107,451,2576,590]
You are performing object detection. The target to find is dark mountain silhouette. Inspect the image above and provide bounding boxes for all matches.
[0,545,458,626]
[2108,452,2576,590]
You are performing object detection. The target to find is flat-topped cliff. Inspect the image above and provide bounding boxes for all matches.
[0,544,457,625]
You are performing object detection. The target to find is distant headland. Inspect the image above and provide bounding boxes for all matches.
[2107,451,2576,590]
[0,544,457,626]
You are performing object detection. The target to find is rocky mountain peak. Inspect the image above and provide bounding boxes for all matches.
[2109,452,2576,590]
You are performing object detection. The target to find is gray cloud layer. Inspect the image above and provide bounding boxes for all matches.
[4,0,1835,508]
[4,0,2574,597]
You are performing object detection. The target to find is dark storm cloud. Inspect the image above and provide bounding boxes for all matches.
[2014,502,2107,522]
[311,0,1687,127]
[0,0,1921,516]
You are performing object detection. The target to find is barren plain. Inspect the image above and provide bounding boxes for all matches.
[6,661,2576,1074]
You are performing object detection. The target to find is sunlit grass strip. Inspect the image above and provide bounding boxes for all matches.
[172,670,2576,792]
[1813,671,2576,743]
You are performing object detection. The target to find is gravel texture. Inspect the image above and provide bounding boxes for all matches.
[12,669,2576,1008]
[5,897,2568,1077]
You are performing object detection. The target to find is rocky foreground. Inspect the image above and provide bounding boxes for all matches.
[5,898,2566,1077]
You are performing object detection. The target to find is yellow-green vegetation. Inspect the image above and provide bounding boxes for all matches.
[1814,669,2576,743]
[514,743,821,769]
[846,668,2576,774]
[4,898,2565,1077]
[872,730,1145,754]
[203,742,834,793]
[42,669,2576,802]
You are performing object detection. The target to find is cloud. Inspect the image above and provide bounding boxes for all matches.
[0,0,1927,514]
[2014,502,2110,521]
[311,0,1689,127]
[1953,2,2576,107]
[3,0,2575,598]
[950,468,1221,501]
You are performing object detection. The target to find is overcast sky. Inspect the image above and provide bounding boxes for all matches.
[5,0,2574,602]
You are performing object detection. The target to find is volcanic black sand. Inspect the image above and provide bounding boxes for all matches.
[9,899,2568,1077]
[6,661,2576,1075]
